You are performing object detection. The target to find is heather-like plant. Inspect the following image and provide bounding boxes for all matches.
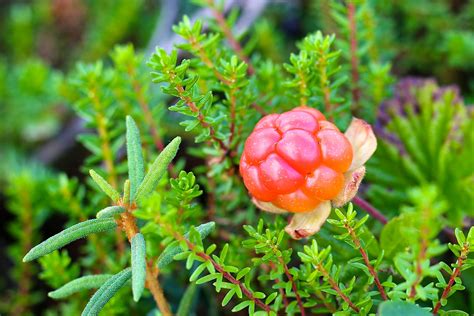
[2,0,473,315]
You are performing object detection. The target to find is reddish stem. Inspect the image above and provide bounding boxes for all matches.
[175,85,228,151]
[347,1,361,112]
[208,1,255,75]
[182,238,273,313]
[318,263,360,313]
[346,225,388,300]
[432,243,469,315]
[352,196,388,224]
[279,257,306,315]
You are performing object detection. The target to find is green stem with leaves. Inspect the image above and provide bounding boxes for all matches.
[345,224,388,300]
[316,262,360,313]
[432,242,470,315]
[206,0,254,75]
[119,207,172,315]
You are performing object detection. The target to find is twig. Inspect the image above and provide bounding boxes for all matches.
[206,0,255,75]
[352,196,387,224]
[279,257,306,316]
[317,263,360,313]
[409,213,429,299]
[119,208,172,315]
[180,237,273,313]
[268,262,289,310]
[432,242,470,315]
[347,1,361,113]
[345,224,388,300]
[175,85,228,151]
[129,70,164,151]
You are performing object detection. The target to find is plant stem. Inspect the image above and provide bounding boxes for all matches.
[175,233,273,313]
[119,209,172,315]
[352,196,388,224]
[270,266,289,310]
[347,0,361,113]
[314,288,336,314]
[207,0,254,75]
[346,224,388,300]
[279,257,306,316]
[432,242,470,315]
[90,90,126,254]
[175,85,228,151]
[130,74,164,151]
[317,263,360,313]
[409,221,429,299]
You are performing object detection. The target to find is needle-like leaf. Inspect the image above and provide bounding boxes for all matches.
[96,206,125,219]
[89,169,120,202]
[126,116,145,202]
[23,218,117,262]
[135,136,181,203]
[82,268,132,316]
[48,275,113,299]
[131,233,146,302]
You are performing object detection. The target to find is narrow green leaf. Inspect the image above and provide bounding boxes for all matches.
[222,288,236,306]
[123,180,130,206]
[89,169,120,202]
[131,233,147,302]
[135,137,181,202]
[96,206,125,219]
[157,221,215,269]
[177,283,197,316]
[24,219,117,262]
[126,116,145,202]
[48,275,113,299]
[82,268,132,316]
[232,300,251,312]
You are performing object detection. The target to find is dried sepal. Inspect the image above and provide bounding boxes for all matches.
[344,118,377,171]
[284,201,331,240]
[251,198,288,214]
[332,166,366,207]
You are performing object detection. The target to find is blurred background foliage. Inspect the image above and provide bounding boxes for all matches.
[0,0,473,315]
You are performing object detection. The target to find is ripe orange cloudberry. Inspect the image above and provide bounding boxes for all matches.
[240,106,377,239]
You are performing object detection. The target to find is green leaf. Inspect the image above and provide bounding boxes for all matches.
[157,221,215,269]
[222,288,236,306]
[96,206,125,219]
[126,116,145,202]
[82,268,132,316]
[48,275,113,299]
[232,300,251,312]
[89,169,120,202]
[131,233,147,302]
[177,283,197,316]
[24,219,117,262]
[378,301,431,316]
[135,137,181,203]
[380,213,418,259]
[443,310,469,316]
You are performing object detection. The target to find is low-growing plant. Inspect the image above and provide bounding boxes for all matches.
[1,0,472,315]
